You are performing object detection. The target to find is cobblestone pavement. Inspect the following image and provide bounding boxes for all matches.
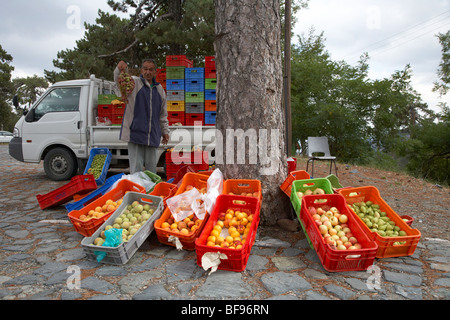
[0,144,448,303]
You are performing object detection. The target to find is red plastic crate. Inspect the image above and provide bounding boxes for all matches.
[165,151,209,180]
[112,103,125,116]
[300,194,378,272]
[98,104,113,118]
[280,170,311,197]
[205,66,216,79]
[195,195,261,272]
[205,56,216,69]
[37,175,97,209]
[166,55,193,68]
[185,113,204,126]
[168,111,185,126]
[111,114,124,125]
[223,179,262,201]
[338,186,421,258]
[68,179,145,237]
[154,173,211,250]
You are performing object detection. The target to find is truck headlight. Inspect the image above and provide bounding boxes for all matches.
[13,127,20,137]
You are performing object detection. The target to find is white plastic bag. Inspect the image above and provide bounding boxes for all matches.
[166,187,203,222]
[112,171,156,193]
[203,169,224,215]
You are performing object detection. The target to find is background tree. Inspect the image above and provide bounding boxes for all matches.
[433,30,450,97]
[12,75,49,111]
[0,45,17,132]
[214,0,291,225]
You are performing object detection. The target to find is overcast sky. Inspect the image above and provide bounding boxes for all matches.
[1,0,449,112]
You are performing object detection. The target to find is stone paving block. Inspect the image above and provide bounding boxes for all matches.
[260,271,312,295]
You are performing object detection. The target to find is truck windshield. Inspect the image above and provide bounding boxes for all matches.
[33,87,81,121]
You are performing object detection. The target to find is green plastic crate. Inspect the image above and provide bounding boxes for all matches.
[166,67,186,79]
[98,94,119,105]
[185,92,205,103]
[326,174,343,189]
[290,178,334,216]
[205,78,217,90]
[143,170,162,192]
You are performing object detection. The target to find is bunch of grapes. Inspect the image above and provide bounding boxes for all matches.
[118,72,135,102]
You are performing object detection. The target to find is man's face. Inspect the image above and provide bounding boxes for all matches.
[141,61,156,82]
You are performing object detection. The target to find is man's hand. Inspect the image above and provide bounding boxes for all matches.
[118,61,128,72]
[162,134,170,145]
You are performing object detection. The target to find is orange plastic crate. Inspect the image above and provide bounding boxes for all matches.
[280,170,311,197]
[300,194,378,272]
[68,179,145,237]
[338,186,421,258]
[195,195,261,272]
[154,173,211,250]
[205,100,217,111]
[223,179,262,201]
[149,181,178,207]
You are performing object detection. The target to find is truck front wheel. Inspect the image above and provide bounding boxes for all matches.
[44,147,78,181]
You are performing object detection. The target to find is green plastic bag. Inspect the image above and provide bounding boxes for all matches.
[94,228,123,262]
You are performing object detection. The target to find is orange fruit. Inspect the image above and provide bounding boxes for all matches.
[161,222,170,229]
[225,236,234,244]
[210,229,220,238]
[94,206,102,213]
[216,236,225,245]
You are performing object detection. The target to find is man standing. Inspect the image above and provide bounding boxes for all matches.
[114,59,170,174]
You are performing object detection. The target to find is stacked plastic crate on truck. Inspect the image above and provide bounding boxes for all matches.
[166,55,193,126]
[156,68,166,92]
[185,67,205,126]
[97,94,125,126]
[204,56,216,126]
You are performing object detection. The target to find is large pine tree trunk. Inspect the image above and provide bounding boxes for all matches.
[214,0,293,226]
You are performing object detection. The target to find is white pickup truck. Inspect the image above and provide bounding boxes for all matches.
[9,75,215,181]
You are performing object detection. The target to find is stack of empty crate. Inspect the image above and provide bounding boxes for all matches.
[166,55,193,126]
[97,94,125,126]
[185,67,205,126]
[204,56,217,126]
[156,68,167,92]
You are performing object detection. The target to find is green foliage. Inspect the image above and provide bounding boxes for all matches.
[290,28,447,184]
[0,44,17,132]
[433,30,450,96]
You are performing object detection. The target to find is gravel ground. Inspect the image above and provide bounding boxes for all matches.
[0,144,448,303]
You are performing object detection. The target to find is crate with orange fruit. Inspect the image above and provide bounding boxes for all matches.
[154,173,210,250]
[68,179,146,237]
[223,179,262,201]
[195,194,261,272]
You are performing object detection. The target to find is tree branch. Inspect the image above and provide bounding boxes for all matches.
[97,38,140,58]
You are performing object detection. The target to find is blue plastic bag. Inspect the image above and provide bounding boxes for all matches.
[94,228,123,262]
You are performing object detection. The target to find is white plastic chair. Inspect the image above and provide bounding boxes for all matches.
[306,136,337,177]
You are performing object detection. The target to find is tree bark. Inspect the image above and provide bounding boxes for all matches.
[214,0,292,225]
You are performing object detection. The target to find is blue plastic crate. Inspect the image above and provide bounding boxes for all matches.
[205,89,216,100]
[83,148,112,186]
[185,68,205,79]
[166,79,185,91]
[185,79,205,92]
[64,173,125,212]
[204,111,216,125]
